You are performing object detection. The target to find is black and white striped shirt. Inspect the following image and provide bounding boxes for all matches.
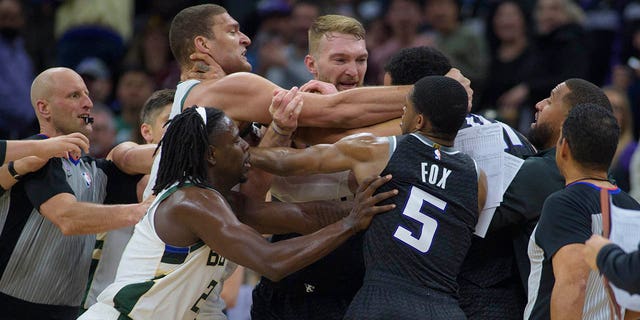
[0,135,139,310]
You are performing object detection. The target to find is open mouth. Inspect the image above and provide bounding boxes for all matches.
[79,114,94,124]
[338,83,357,90]
[244,155,251,168]
[530,113,539,128]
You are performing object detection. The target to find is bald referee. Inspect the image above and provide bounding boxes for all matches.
[0,67,153,319]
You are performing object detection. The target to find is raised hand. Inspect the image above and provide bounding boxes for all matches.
[181,52,226,81]
[38,132,90,160]
[269,87,303,136]
[343,175,397,232]
[445,68,473,111]
[583,234,612,271]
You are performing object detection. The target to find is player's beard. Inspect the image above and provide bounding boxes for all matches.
[528,121,555,151]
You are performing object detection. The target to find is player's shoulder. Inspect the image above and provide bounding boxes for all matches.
[165,185,226,213]
[337,132,388,146]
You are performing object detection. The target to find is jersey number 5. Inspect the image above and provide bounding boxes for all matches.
[393,186,445,253]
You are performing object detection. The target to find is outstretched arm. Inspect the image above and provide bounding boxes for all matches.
[172,175,396,281]
[39,193,149,235]
[249,133,388,181]
[184,72,407,128]
[296,119,402,145]
[2,132,90,164]
[291,67,473,144]
[229,191,354,235]
[107,142,157,175]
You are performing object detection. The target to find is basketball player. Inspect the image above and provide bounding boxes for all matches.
[251,14,370,320]
[80,106,397,319]
[250,76,487,319]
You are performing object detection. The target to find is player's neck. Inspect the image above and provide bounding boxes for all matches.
[416,130,454,147]
[563,166,611,187]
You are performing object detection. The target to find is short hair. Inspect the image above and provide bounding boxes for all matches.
[169,4,227,67]
[141,89,175,124]
[561,103,619,171]
[154,106,227,194]
[412,76,468,138]
[563,78,612,112]
[384,46,452,85]
[308,15,365,55]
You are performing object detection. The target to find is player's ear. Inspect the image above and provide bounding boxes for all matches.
[304,54,317,77]
[414,113,425,131]
[207,145,217,166]
[140,123,153,144]
[557,134,570,160]
[36,99,51,120]
[194,35,210,54]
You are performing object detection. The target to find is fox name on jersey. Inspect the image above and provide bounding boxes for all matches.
[420,162,452,189]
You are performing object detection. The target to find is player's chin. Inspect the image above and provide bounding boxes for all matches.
[78,125,93,137]
[241,60,252,72]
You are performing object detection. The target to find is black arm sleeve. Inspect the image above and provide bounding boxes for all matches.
[96,159,142,205]
[536,191,593,259]
[490,155,563,232]
[597,242,640,294]
[24,158,74,211]
[0,140,6,165]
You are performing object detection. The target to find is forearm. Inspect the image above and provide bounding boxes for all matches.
[597,243,640,294]
[5,140,41,163]
[550,281,585,320]
[300,86,408,128]
[239,124,293,199]
[233,220,355,281]
[294,200,352,233]
[220,266,244,308]
[0,157,46,191]
[249,147,308,176]
[551,244,591,319]
[107,142,157,175]
[295,119,402,145]
[52,202,143,235]
[238,200,352,235]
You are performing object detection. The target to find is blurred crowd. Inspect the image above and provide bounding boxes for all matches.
[3,0,640,140]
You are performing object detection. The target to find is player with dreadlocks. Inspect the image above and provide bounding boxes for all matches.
[81,106,397,319]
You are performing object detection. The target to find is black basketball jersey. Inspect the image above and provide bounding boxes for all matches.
[363,133,479,295]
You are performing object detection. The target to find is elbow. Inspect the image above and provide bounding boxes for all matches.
[53,217,78,236]
[263,271,286,282]
[45,209,80,235]
[259,263,288,282]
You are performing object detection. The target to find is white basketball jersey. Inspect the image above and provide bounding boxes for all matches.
[143,79,201,200]
[81,184,236,320]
